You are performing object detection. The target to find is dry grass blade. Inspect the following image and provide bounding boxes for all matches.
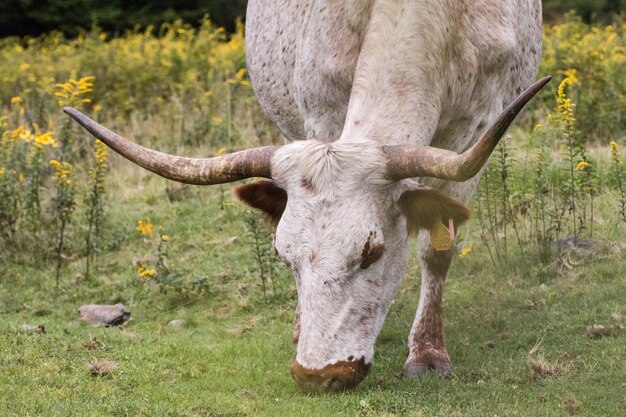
[89,360,117,377]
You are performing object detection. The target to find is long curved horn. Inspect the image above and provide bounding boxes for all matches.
[384,75,551,182]
[63,108,277,185]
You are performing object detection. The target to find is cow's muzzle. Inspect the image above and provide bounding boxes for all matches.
[290,358,371,394]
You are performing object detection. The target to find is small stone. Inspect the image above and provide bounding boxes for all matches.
[168,319,185,328]
[79,303,130,326]
[18,324,45,334]
[586,324,608,339]
[477,379,486,386]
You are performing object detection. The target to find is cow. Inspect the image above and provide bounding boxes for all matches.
[64,0,549,394]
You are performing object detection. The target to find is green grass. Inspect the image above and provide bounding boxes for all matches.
[1,163,625,417]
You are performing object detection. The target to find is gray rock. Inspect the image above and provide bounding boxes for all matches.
[168,319,185,328]
[18,324,45,333]
[79,303,130,326]
[555,236,598,251]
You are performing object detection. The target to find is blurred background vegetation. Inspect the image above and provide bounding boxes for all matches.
[1,0,625,37]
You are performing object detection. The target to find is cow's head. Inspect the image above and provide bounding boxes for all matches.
[64,76,550,394]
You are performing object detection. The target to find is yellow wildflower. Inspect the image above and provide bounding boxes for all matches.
[139,269,157,278]
[50,160,75,184]
[562,69,578,85]
[459,245,473,258]
[19,63,31,71]
[33,131,58,148]
[10,96,22,104]
[94,140,108,165]
[136,219,155,239]
[161,235,170,241]
[557,76,577,131]
[211,116,223,126]
[55,75,95,107]
[575,161,589,171]
[10,125,26,139]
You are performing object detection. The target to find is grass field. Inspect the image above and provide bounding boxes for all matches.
[2,161,625,416]
[1,14,626,417]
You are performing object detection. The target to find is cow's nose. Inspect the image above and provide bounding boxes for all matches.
[290,358,371,394]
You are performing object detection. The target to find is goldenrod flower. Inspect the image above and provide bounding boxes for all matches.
[562,69,578,85]
[459,245,473,258]
[55,75,95,107]
[33,131,58,148]
[575,161,589,171]
[50,160,75,182]
[136,219,155,239]
[139,268,157,278]
[94,140,108,165]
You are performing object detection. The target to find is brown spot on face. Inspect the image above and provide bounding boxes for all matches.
[360,231,384,269]
[290,358,371,394]
[300,177,315,193]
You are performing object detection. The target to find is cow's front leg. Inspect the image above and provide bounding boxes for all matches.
[405,231,453,377]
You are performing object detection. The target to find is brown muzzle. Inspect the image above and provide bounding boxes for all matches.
[290,358,371,394]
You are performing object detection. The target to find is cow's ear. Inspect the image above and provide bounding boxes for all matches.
[235,180,287,225]
[398,188,471,235]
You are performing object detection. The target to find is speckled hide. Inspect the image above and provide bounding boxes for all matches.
[244,0,542,389]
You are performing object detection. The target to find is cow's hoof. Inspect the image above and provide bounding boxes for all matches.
[404,361,451,378]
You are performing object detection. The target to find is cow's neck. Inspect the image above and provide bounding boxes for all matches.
[340,1,444,147]
[247,0,535,153]
[340,0,524,152]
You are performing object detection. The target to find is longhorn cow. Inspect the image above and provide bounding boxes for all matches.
[65,0,549,394]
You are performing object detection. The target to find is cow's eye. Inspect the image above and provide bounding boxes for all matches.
[360,242,384,269]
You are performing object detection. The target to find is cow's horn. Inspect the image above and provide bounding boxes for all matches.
[63,108,277,185]
[384,75,551,182]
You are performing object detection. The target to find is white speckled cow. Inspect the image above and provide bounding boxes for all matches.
[65,0,548,394]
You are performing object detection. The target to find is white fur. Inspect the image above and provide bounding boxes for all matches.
[246,0,542,370]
